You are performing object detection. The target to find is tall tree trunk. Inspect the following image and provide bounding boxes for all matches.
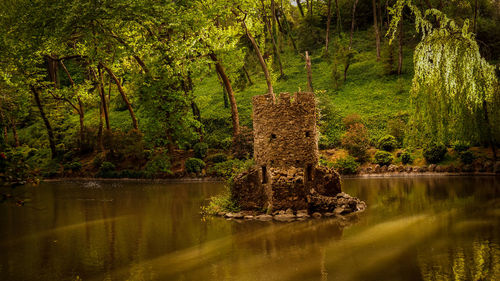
[335,0,342,34]
[46,55,59,90]
[216,72,229,108]
[0,109,7,144]
[377,0,383,31]
[349,0,359,49]
[11,118,19,147]
[325,0,332,54]
[473,0,478,33]
[372,0,381,61]
[242,65,253,85]
[209,53,240,137]
[305,51,314,92]
[31,87,57,158]
[397,16,403,75]
[99,63,139,131]
[344,0,359,82]
[280,5,298,52]
[296,0,305,17]
[96,66,111,130]
[262,0,285,78]
[242,20,275,100]
[60,60,85,150]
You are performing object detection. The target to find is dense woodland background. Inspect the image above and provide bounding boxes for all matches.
[0,0,499,183]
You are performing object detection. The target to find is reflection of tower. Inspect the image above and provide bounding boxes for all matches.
[252,92,319,176]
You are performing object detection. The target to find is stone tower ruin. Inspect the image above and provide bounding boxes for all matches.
[232,92,342,212]
[253,92,319,181]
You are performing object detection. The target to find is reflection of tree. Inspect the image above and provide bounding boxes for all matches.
[418,238,500,280]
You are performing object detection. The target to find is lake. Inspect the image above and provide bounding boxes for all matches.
[0,176,499,281]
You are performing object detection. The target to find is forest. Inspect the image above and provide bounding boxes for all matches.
[0,0,499,183]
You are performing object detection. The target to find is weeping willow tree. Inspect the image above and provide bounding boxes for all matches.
[387,1,499,159]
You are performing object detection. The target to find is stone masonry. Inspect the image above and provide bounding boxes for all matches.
[253,92,319,168]
[230,92,364,213]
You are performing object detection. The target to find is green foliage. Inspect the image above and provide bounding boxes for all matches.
[206,153,228,164]
[207,159,253,179]
[295,15,324,52]
[333,156,360,175]
[201,187,240,215]
[401,151,412,164]
[318,95,343,149]
[378,135,398,152]
[0,148,37,185]
[64,161,82,172]
[97,162,116,178]
[423,143,447,164]
[93,154,105,169]
[387,115,407,144]
[459,151,475,165]
[193,142,209,159]
[342,114,363,128]
[144,154,172,177]
[374,151,393,166]
[388,2,500,147]
[453,141,470,153]
[185,158,206,174]
[341,123,370,161]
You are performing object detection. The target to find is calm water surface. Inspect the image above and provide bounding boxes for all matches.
[0,176,499,281]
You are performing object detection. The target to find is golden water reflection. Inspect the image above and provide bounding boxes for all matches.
[0,177,498,281]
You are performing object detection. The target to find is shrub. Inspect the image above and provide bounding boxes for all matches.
[185,158,206,174]
[144,154,172,177]
[205,134,232,150]
[193,142,209,159]
[333,156,359,175]
[342,114,363,128]
[378,135,398,151]
[206,153,228,163]
[42,160,61,178]
[92,153,105,168]
[423,143,447,164]
[453,141,470,152]
[65,161,82,172]
[387,118,407,144]
[401,151,412,164]
[459,151,475,164]
[207,159,254,179]
[97,161,116,178]
[374,150,393,166]
[119,169,145,179]
[201,188,240,215]
[341,123,370,161]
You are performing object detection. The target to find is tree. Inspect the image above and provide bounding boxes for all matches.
[373,0,382,60]
[388,1,499,159]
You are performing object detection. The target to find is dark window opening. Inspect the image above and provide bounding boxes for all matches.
[305,131,311,137]
[306,164,313,182]
[262,166,268,184]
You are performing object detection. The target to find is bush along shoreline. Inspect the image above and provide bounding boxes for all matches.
[2,139,499,186]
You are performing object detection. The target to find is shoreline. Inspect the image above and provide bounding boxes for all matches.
[42,171,499,183]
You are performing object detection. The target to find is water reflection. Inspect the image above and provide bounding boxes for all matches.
[0,177,498,281]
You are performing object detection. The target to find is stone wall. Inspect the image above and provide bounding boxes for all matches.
[252,92,318,169]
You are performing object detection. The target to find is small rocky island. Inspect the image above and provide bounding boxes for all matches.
[217,92,366,221]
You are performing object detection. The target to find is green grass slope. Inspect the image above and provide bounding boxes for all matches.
[193,31,415,147]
